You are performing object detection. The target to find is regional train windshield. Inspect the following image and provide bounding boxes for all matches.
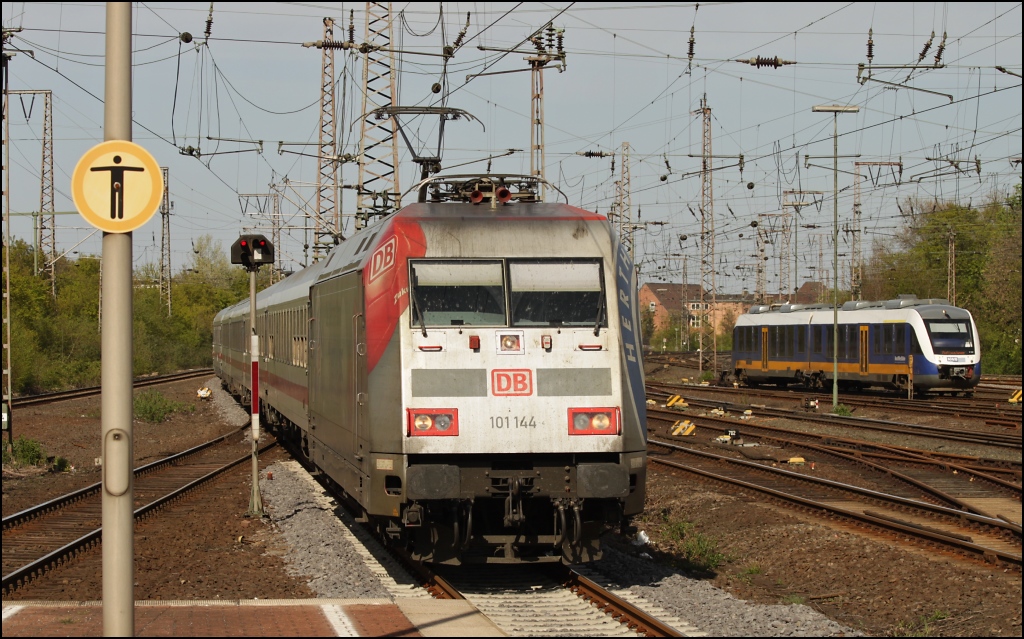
[410,259,606,328]
[924,319,975,354]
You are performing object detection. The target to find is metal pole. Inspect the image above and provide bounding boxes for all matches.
[247,268,264,516]
[101,3,134,636]
[832,112,839,410]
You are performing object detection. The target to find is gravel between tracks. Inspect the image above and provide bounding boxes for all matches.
[258,461,393,599]
[593,547,861,637]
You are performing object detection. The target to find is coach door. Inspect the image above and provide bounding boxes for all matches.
[308,272,368,495]
[761,327,769,371]
[859,325,870,374]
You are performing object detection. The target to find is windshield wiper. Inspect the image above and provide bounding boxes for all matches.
[410,288,428,337]
[593,291,607,336]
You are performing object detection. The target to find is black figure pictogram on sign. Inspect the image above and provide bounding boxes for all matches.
[90,155,145,219]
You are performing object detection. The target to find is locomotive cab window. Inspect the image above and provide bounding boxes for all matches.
[509,260,605,328]
[410,261,506,327]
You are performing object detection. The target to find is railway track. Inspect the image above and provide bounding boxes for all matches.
[646,438,1022,568]
[645,405,1022,480]
[647,385,1023,451]
[10,368,215,408]
[280,443,692,636]
[650,381,1021,426]
[2,428,270,595]
[430,564,695,637]
[645,406,1021,521]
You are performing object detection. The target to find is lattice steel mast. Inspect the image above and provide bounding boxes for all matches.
[10,90,55,294]
[614,142,632,256]
[528,24,565,201]
[693,96,716,376]
[159,167,171,316]
[357,2,401,229]
[2,38,13,449]
[314,17,339,260]
[850,161,901,300]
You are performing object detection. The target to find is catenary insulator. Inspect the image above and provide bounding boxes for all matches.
[866,28,874,63]
[453,12,470,49]
[736,56,794,69]
[557,30,564,55]
[687,26,695,62]
[934,32,947,65]
[348,10,355,44]
[918,31,935,63]
[205,3,214,40]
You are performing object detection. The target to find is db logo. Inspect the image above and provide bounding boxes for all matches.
[491,369,533,396]
[368,237,397,282]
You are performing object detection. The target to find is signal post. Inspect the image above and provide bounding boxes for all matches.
[231,235,274,517]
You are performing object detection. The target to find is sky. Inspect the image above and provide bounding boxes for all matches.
[3,2,1021,295]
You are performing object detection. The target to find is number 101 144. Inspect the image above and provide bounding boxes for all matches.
[490,415,537,429]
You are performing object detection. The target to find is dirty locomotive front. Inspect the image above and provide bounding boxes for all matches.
[214,181,647,564]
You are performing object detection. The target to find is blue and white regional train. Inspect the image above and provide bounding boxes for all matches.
[732,297,981,394]
[213,176,647,564]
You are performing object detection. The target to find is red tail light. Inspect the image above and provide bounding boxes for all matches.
[568,408,620,435]
[408,409,459,437]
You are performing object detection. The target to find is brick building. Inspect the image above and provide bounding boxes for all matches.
[638,283,755,339]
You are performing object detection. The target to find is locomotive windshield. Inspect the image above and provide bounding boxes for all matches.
[924,319,975,355]
[410,261,506,326]
[509,260,605,328]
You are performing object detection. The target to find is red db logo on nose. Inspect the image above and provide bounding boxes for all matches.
[368,237,397,283]
[491,369,533,396]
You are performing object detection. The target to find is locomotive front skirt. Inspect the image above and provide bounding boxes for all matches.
[213,199,648,564]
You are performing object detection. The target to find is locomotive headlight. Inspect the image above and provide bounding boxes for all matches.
[568,408,620,435]
[434,414,452,431]
[414,414,433,431]
[591,413,611,430]
[501,334,520,351]
[573,412,591,430]
[408,409,460,437]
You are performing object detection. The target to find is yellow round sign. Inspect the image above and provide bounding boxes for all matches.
[72,140,163,233]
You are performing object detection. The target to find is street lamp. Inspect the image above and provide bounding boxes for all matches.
[811,104,859,410]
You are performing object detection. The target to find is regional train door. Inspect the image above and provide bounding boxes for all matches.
[761,327,769,371]
[859,325,870,375]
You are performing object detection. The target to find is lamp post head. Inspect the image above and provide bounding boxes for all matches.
[812,105,860,113]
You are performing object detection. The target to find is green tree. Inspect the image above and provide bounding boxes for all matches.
[862,188,1022,374]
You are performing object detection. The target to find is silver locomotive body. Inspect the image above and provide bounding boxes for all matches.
[214,199,647,563]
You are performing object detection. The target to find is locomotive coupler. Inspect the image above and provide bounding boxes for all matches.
[503,477,527,527]
[403,502,425,527]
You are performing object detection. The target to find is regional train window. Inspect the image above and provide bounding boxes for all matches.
[509,260,605,328]
[924,320,975,355]
[410,261,506,326]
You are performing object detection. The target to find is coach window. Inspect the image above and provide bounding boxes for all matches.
[509,260,605,328]
[798,325,807,353]
[895,324,906,354]
[411,261,506,326]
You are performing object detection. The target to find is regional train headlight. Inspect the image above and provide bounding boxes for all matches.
[591,413,611,430]
[414,414,433,431]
